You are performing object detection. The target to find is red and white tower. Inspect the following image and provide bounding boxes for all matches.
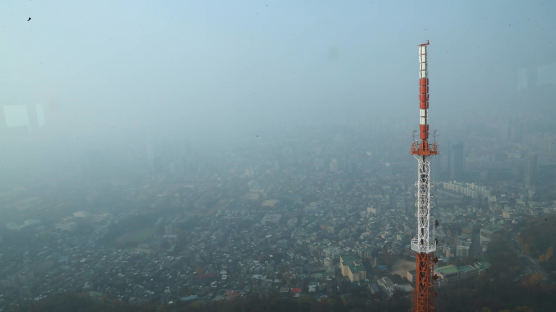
[410,41,438,312]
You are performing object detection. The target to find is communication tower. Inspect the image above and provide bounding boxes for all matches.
[410,41,438,312]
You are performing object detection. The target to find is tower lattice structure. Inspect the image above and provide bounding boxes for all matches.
[410,41,438,312]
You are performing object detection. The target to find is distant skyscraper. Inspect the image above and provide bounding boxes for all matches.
[507,117,524,141]
[27,103,39,131]
[449,143,464,181]
[146,141,155,172]
[0,104,6,129]
[469,224,482,257]
[3,105,30,128]
[524,153,538,188]
[2,103,46,134]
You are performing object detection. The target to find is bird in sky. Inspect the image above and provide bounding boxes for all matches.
[27,17,31,22]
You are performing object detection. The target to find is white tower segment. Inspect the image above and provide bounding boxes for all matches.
[410,157,435,253]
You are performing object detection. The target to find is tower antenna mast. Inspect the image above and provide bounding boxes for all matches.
[410,40,438,312]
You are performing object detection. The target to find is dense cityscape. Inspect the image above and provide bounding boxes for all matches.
[1,106,555,311]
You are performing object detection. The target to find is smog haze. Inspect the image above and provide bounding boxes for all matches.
[1,1,556,311]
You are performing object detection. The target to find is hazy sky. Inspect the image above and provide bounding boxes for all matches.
[1,0,555,141]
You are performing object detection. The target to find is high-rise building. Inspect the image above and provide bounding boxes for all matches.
[0,104,6,129]
[524,153,538,188]
[449,142,464,181]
